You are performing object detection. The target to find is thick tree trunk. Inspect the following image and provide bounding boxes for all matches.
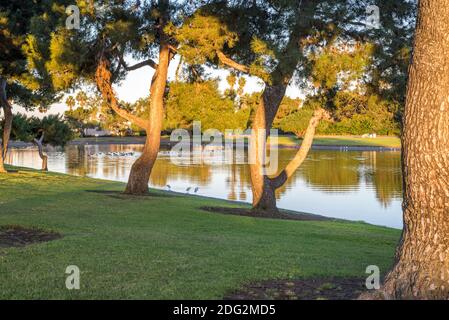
[251,106,326,211]
[0,77,13,161]
[124,44,170,195]
[373,0,449,300]
[250,84,287,212]
[33,136,48,171]
[0,148,6,173]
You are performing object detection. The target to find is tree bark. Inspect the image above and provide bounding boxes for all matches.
[0,77,13,162]
[124,42,170,195]
[251,105,326,211]
[250,84,287,212]
[95,2,172,195]
[0,147,6,173]
[33,134,48,171]
[372,0,449,300]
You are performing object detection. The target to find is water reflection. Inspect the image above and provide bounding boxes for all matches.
[6,144,403,228]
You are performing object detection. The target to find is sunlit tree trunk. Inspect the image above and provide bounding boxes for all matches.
[33,133,48,171]
[374,0,449,299]
[95,13,172,195]
[0,148,6,173]
[250,84,286,211]
[125,44,170,194]
[250,92,326,211]
[0,77,13,166]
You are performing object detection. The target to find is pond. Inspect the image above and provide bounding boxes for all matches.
[6,144,403,229]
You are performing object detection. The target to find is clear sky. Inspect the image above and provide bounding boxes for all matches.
[15,56,304,117]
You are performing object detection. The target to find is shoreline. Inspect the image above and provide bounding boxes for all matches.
[8,137,401,152]
[3,164,398,230]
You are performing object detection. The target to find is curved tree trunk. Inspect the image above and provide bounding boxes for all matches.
[0,147,6,173]
[93,0,172,195]
[251,106,326,211]
[0,77,13,161]
[33,135,48,171]
[250,84,287,212]
[124,44,170,195]
[372,0,449,300]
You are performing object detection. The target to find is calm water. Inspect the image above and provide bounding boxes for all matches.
[6,144,403,228]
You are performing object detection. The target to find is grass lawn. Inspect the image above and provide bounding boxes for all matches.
[73,135,401,149]
[0,168,400,299]
[271,135,401,148]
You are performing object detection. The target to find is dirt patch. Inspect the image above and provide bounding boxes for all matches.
[225,278,365,300]
[0,225,62,248]
[200,206,332,222]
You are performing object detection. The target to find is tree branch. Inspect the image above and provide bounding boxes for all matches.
[216,51,250,74]
[119,55,158,71]
[96,57,149,130]
[271,108,328,189]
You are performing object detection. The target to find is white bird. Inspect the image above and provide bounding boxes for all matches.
[194,187,199,193]
[186,187,191,193]
[166,185,171,191]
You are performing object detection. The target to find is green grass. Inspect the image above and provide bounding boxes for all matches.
[0,168,400,299]
[271,135,401,148]
[74,135,401,149]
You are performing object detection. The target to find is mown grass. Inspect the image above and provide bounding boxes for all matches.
[0,168,400,299]
[73,135,401,149]
[271,135,401,148]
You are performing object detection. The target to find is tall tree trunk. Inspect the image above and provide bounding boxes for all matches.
[250,104,326,211]
[0,146,6,173]
[124,44,170,195]
[374,0,449,299]
[0,77,13,161]
[33,134,48,171]
[250,84,287,211]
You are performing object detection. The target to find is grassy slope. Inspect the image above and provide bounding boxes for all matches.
[272,135,401,148]
[0,168,400,299]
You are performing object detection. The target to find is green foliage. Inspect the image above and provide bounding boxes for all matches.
[33,114,74,146]
[168,13,238,65]
[7,113,74,146]
[0,1,62,109]
[277,93,400,137]
[310,43,374,90]
[64,92,101,137]
[9,113,34,142]
[164,81,249,132]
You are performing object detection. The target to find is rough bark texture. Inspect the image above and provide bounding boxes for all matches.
[0,77,13,166]
[250,84,287,212]
[124,42,170,195]
[95,1,171,195]
[248,1,321,212]
[250,104,326,211]
[374,0,449,300]
[0,149,5,173]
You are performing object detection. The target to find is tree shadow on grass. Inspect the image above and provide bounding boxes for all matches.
[225,277,366,300]
[200,206,334,222]
[84,189,180,200]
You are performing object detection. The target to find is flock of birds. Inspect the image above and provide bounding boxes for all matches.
[165,185,199,194]
[89,152,136,158]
